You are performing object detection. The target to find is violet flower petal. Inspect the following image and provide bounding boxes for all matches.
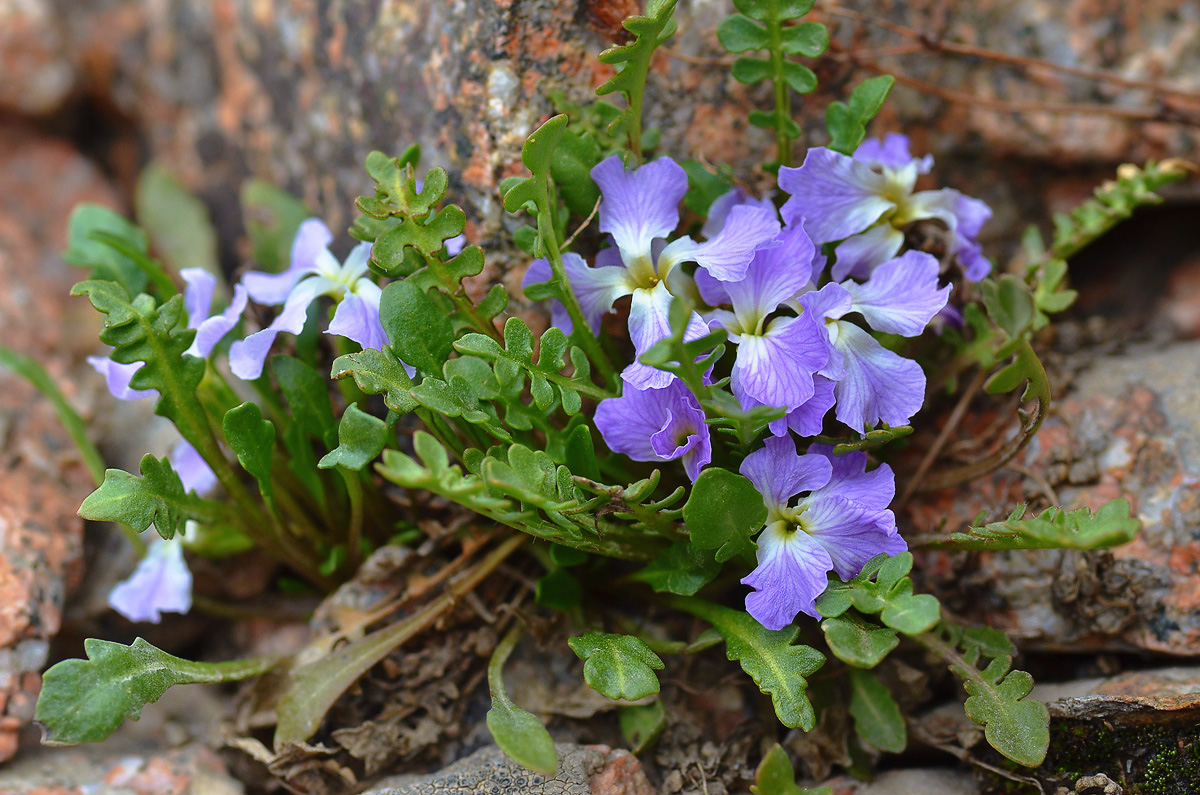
[829,223,905,282]
[108,536,193,624]
[328,291,387,351]
[186,282,249,359]
[807,444,895,511]
[843,250,950,337]
[830,321,926,433]
[803,494,905,581]
[230,276,330,380]
[243,218,333,305]
[180,268,217,330]
[742,523,834,627]
[659,204,781,283]
[778,148,894,243]
[592,155,687,267]
[170,439,217,496]
[622,281,709,391]
[739,436,832,511]
[87,356,157,401]
[730,314,826,412]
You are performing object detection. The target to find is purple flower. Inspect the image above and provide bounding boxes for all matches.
[170,439,217,496]
[739,437,904,628]
[86,357,157,401]
[180,268,248,358]
[799,251,950,433]
[108,535,193,623]
[779,133,992,281]
[523,155,779,390]
[702,223,828,417]
[230,218,385,380]
[594,380,711,481]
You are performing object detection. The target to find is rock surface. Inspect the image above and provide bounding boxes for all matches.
[0,124,120,762]
[5,0,1196,254]
[910,337,1200,654]
[822,768,979,795]
[368,743,655,795]
[0,743,243,795]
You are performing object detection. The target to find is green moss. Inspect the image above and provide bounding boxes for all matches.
[979,717,1200,794]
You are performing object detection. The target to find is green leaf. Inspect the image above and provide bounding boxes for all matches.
[981,274,1036,342]
[550,128,601,217]
[35,638,275,745]
[240,179,309,273]
[79,455,194,540]
[135,164,218,277]
[780,61,818,94]
[595,1,679,147]
[731,56,774,85]
[847,668,906,753]
[379,280,455,373]
[734,0,815,21]
[672,597,823,729]
[821,614,899,668]
[273,355,338,448]
[619,700,666,754]
[318,404,388,471]
[682,468,766,562]
[826,75,895,155]
[780,21,828,56]
[631,541,720,596]
[568,633,664,701]
[64,205,150,294]
[958,657,1049,766]
[751,743,830,795]
[549,543,590,567]
[879,581,941,635]
[504,115,570,214]
[487,626,558,775]
[815,553,940,635]
[927,498,1140,552]
[681,160,735,216]
[331,347,419,415]
[718,14,769,53]
[222,402,276,500]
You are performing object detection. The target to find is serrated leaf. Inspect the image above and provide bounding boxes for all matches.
[79,455,194,540]
[847,668,906,753]
[631,541,720,596]
[596,1,678,143]
[683,468,766,562]
[64,205,150,293]
[35,638,275,746]
[331,348,419,414]
[222,402,276,500]
[821,615,898,668]
[379,280,455,373]
[504,115,569,213]
[930,498,1140,551]
[318,404,388,471]
[569,633,664,701]
[673,598,823,729]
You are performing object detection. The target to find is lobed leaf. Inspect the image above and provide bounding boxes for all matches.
[80,455,198,540]
[568,633,664,701]
[318,404,388,471]
[682,468,765,562]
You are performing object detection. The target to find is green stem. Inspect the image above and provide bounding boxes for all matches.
[339,467,365,572]
[538,227,619,389]
[424,252,504,343]
[488,622,523,704]
[767,1,795,168]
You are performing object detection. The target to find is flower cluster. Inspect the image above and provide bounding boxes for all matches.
[530,135,987,629]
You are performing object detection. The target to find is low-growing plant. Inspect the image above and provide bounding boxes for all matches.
[7,0,1191,787]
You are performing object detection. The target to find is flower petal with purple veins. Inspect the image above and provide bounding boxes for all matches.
[742,522,834,627]
[801,494,904,581]
[108,536,193,624]
[780,375,836,437]
[807,445,895,511]
[739,436,832,512]
[778,148,895,243]
[829,222,905,282]
[830,321,927,433]
[658,204,781,283]
[622,281,710,391]
[730,314,826,412]
[594,380,710,481]
[843,250,950,336]
[722,223,817,324]
[87,356,157,401]
[170,439,217,496]
[592,155,688,268]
